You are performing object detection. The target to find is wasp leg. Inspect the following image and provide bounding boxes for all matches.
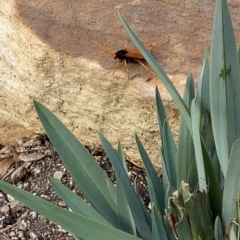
[112,60,130,80]
[112,61,120,75]
[124,59,130,80]
[138,61,157,78]
[124,39,131,50]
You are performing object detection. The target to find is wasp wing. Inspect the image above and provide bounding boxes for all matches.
[124,49,145,60]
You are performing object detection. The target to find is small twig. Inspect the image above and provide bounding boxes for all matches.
[0,210,29,234]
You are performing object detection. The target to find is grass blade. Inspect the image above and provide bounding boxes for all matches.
[162,120,177,189]
[99,133,152,240]
[222,139,240,227]
[196,53,210,133]
[48,177,110,225]
[118,13,191,132]
[135,135,165,215]
[201,140,222,220]
[182,183,214,240]
[210,0,240,177]
[177,75,195,189]
[155,87,167,135]
[116,177,136,235]
[191,99,207,191]
[0,181,142,240]
[151,205,168,240]
[214,216,223,240]
[34,101,118,225]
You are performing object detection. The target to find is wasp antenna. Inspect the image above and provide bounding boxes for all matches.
[138,61,157,77]
[149,38,169,48]
[124,39,131,49]
[93,41,116,58]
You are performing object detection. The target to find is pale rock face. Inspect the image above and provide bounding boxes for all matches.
[1,0,240,167]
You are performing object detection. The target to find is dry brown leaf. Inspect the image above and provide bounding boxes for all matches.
[18,152,45,162]
[0,146,12,160]
[0,146,11,155]
[10,162,32,183]
[0,158,15,178]
[0,234,11,240]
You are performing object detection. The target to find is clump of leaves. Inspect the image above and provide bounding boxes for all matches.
[0,0,240,239]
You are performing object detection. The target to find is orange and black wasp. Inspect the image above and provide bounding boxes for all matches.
[93,40,156,79]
